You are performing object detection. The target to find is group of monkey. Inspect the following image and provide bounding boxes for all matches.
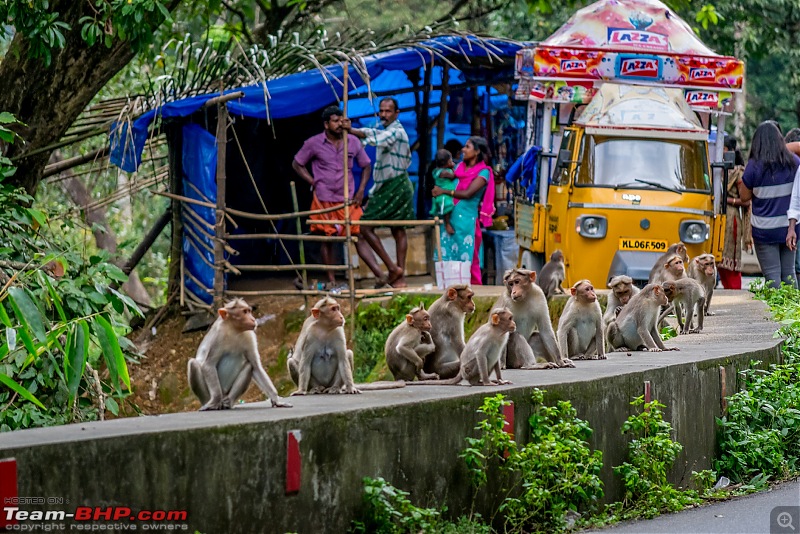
[184,242,718,409]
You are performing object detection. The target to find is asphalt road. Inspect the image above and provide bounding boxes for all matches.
[591,480,800,534]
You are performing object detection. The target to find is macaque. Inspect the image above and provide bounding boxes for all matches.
[187,299,292,410]
[604,275,640,326]
[424,285,475,379]
[385,303,438,381]
[649,242,689,283]
[688,253,717,315]
[606,283,677,352]
[557,280,605,360]
[495,268,568,369]
[416,309,515,386]
[287,297,360,394]
[659,279,706,334]
[535,249,566,299]
[656,254,687,283]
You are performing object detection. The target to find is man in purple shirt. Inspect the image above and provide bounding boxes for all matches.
[292,106,387,289]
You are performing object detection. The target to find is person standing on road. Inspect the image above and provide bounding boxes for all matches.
[719,136,752,289]
[292,105,386,291]
[344,97,414,288]
[739,121,800,289]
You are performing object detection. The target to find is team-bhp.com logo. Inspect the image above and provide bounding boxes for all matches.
[4,506,189,531]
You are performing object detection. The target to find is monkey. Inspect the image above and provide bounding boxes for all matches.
[385,302,438,382]
[557,280,605,360]
[606,283,678,352]
[535,249,566,299]
[494,268,569,369]
[655,254,687,283]
[658,279,706,334]
[603,275,640,327]
[688,253,717,315]
[287,297,361,395]
[424,285,475,379]
[648,242,689,283]
[410,309,516,386]
[187,298,292,411]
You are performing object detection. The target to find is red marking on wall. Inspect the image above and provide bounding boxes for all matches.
[503,402,515,458]
[644,380,652,408]
[0,458,18,529]
[286,430,301,495]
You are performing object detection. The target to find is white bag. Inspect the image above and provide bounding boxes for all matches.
[435,260,471,289]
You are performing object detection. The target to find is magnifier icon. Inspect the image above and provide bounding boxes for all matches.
[778,511,795,530]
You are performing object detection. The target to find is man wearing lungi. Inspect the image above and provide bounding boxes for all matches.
[345,97,415,288]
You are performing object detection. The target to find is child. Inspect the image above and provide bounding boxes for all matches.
[429,149,457,234]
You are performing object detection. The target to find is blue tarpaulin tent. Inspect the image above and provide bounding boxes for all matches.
[111,35,523,304]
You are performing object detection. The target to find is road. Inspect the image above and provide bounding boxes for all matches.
[592,480,800,534]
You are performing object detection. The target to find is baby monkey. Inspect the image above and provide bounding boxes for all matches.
[385,302,438,381]
[660,279,705,334]
[557,280,605,360]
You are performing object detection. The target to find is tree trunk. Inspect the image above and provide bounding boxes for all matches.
[0,0,180,196]
[52,152,152,307]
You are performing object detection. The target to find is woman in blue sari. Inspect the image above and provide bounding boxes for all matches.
[432,136,495,285]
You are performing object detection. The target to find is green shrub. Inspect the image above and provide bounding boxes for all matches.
[609,397,699,520]
[461,390,604,533]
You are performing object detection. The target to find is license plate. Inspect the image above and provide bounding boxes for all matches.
[619,238,668,252]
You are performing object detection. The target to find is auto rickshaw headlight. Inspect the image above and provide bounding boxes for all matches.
[679,221,709,244]
[576,215,607,239]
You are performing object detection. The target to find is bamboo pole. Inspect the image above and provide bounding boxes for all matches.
[224,233,351,242]
[179,253,185,307]
[213,85,228,307]
[342,61,356,328]
[290,180,309,309]
[234,264,350,272]
[437,64,449,150]
[225,203,345,220]
[306,219,438,227]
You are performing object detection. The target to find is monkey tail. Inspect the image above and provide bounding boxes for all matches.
[355,380,407,390]
[405,373,464,386]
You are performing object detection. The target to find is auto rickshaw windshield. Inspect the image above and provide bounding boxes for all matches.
[575,135,711,192]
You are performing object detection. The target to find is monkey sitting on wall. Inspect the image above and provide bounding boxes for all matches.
[535,249,566,299]
[425,285,475,379]
[557,280,605,360]
[385,302,438,382]
[288,297,405,394]
[288,297,360,395]
[187,298,292,410]
[495,268,568,369]
[606,284,678,352]
[410,308,517,386]
[603,275,640,327]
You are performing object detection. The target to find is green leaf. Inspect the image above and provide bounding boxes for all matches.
[5,327,15,352]
[0,112,16,124]
[0,303,12,328]
[105,396,119,416]
[92,315,130,394]
[0,373,45,409]
[8,287,49,345]
[42,275,67,322]
[64,320,89,399]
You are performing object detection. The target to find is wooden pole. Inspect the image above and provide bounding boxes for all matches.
[213,85,228,308]
[342,62,357,327]
[437,64,449,150]
[290,180,309,309]
[417,64,433,218]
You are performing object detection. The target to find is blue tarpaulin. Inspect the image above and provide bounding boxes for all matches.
[110,36,522,172]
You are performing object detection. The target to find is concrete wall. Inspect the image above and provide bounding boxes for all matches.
[0,292,781,533]
[0,346,780,533]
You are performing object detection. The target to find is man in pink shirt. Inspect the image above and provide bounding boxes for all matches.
[292,106,388,289]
